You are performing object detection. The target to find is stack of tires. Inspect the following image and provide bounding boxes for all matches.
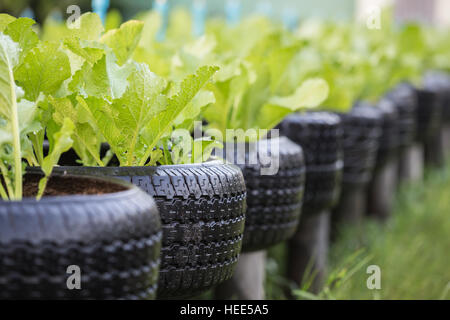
[331,105,382,237]
[279,112,343,293]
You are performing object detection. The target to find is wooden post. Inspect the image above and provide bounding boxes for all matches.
[398,143,424,184]
[331,185,367,241]
[443,123,450,160]
[367,157,398,221]
[287,210,330,294]
[214,251,266,300]
[425,128,445,168]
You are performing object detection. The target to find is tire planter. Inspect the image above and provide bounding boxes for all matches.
[415,88,442,144]
[279,112,343,293]
[45,162,247,299]
[331,105,382,236]
[358,100,399,221]
[337,105,383,186]
[223,137,306,252]
[423,73,450,167]
[387,83,424,184]
[386,83,418,150]
[366,99,399,169]
[279,112,343,215]
[0,173,162,300]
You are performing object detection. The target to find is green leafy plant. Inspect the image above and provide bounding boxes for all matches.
[40,13,220,167]
[134,15,329,139]
[0,16,74,200]
[201,23,329,138]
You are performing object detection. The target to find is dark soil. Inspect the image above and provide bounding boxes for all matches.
[22,174,127,198]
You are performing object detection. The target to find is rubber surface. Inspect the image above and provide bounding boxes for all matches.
[47,162,247,299]
[356,100,399,170]
[386,83,418,148]
[415,88,442,143]
[279,112,343,215]
[337,105,382,186]
[222,137,306,252]
[0,174,162,300]
[424,72,450,124]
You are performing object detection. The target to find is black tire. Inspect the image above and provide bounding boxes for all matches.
[424,72,450,124]
[279,112,343,215]
[46,162,247,299]
[444,91,450,124]
[0,174,162,300]
[337,105,382,186]
[356,100,399,170]
[386,83,418,149]
[415,88,442,143]
[222,137,306,252]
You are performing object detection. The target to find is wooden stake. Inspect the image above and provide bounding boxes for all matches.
[367,157,398,221]
[287,210,330,294]
[398,143,424,184]
[214,251,266,300]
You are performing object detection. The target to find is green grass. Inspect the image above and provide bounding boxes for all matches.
[266,162,450,300]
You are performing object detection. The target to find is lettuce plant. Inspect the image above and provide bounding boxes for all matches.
[0,16,75,200]
[200,19,329,138]
[134,14,329,140]
[39,13,220,167]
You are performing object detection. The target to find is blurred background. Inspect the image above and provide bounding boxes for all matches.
[1,0,449,27]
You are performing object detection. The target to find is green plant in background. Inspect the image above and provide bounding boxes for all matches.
[326,165,450,300]
[265,163,450,300]
[201,19,330,138]
[138,13,329,139]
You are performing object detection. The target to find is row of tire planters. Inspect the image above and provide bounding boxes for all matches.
[422,72,450,167]
[279,112,343,294]
[385,83,419,185]
[0,173,162,300]
[220,136,306,252]
[331,105,383,239]
[45,162,247,299]
[361,99,401,222]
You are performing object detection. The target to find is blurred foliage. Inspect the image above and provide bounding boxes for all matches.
[266,162,450,300]
[0,0,149,23]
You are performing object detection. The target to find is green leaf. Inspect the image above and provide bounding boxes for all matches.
[140,65,218,165]
[0,33,20,119]
[37,118,74,200]
[0,32,22,200]
[15,41,71,101]
[100,20,144,66]
[255,78,329,131]
[192,138,223,164]
[67,12,105,41]
[47,95,103,166]
[64,38,106,66]
[173,90,215,129]
[268,78,329,110]
[79,63,168,166]
[105,9,123,32]
[4,18,39,64]
[69,53,133,99]
[0,14,16,32]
